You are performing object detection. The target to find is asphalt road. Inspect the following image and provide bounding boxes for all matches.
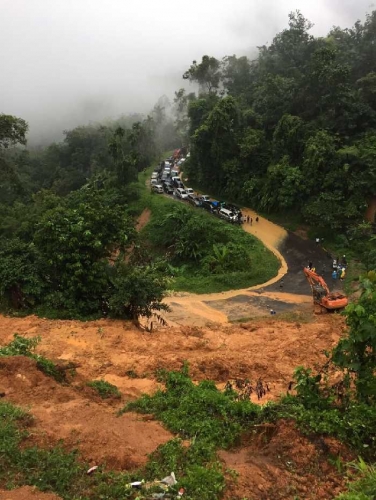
[262,231,342,296]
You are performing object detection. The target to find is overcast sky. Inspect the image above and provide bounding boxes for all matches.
[0,0,373,144]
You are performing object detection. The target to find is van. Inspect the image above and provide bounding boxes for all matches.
[152,184,164,194]
[219,208,236,222]
[151,172,158,179]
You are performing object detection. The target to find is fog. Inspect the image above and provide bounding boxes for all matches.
[0,0,373,145]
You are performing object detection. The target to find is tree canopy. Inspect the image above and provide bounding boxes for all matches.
[179,10,376,231]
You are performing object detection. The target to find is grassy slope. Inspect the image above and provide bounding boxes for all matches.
[133,166,279,294]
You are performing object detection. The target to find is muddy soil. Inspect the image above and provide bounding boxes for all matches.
[220,420,353,500]
[0,487,62,500]
[0,313,348,499]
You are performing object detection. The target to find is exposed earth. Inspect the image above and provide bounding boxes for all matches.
[0,208,352,500]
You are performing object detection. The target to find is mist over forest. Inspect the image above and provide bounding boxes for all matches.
[0,0,373,145]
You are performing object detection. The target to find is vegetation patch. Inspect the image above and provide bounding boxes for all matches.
[0,334,67,383]
[138,201,279,294]
[87,379,121,399]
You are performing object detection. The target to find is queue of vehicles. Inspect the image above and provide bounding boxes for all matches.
[150,156,243,224]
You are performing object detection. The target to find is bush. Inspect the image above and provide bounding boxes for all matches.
[87,379,121,399]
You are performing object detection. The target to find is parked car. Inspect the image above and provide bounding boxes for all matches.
[163,183,174,194]
[151,172,158,179]
[198,194,210,202]
[152,184,164,194]
[151,178,158,186]
[219,208,237,222]
[175,188,188,200]
[188,195,202,207]
[202,200,215,213]
[172,177,183,188]
[185,188,194,196]
[171,169,179,177]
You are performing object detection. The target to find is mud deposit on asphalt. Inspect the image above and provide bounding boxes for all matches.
[206,292,312,321]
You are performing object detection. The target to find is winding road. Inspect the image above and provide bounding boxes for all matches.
[163,207,338,326]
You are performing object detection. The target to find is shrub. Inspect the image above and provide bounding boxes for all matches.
[87,379,121,399]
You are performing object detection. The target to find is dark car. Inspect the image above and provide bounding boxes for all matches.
[173,178,185,189]
[202,200,215,213]
[188,195,201,207]
[163,183,174,194]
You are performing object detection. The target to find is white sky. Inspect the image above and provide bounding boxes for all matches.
[0,0,373,143]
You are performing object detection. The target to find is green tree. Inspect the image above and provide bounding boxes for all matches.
[0,114,28,149]
[332,271,376,403]
[33,186,134,315]
[183,55,222,95]
[0,238,43,309]
[108,262,169,321]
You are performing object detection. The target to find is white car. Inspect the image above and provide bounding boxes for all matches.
[198,194,210,202]
[152,184,164,194]
[175,188,188,199]
[185,188,194,196]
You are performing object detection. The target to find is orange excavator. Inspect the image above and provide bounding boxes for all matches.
[304,267,348,311]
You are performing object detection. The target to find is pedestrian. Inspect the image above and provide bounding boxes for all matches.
[308,261,313,270]
[332,258,337,270]
[332,270,337,280]
[250,217,253,225]
[312,267,316,273]
[247,215,250,224]
[256,216,259,223]
[315,237,320,245]
[342,255,347,267]
[340,268,346,281]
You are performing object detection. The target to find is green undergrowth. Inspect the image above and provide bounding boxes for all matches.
[262,395,376,459]
[138,197,279,294]
[122,364,375,498]
[122,364,261,446]
[121,363,262,499]
[0,334,67,383]
[87,379,121,399]
[335,459,376,499]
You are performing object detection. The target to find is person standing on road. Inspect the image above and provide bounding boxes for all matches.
[315,237,320,245]
[247,215,250,223]
[250,217,253,225]
[256,216,259,223]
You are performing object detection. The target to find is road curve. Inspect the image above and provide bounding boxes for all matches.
[163,208,300,326]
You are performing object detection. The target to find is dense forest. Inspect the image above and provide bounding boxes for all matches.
[0,110,176,318]
[178,11,376,258]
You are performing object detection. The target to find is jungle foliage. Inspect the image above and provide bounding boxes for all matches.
[0,113,169,319]
[177,11,376,238]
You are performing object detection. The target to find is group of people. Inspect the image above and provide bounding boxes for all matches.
[332,255,347,281]
[244,215,259,224]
